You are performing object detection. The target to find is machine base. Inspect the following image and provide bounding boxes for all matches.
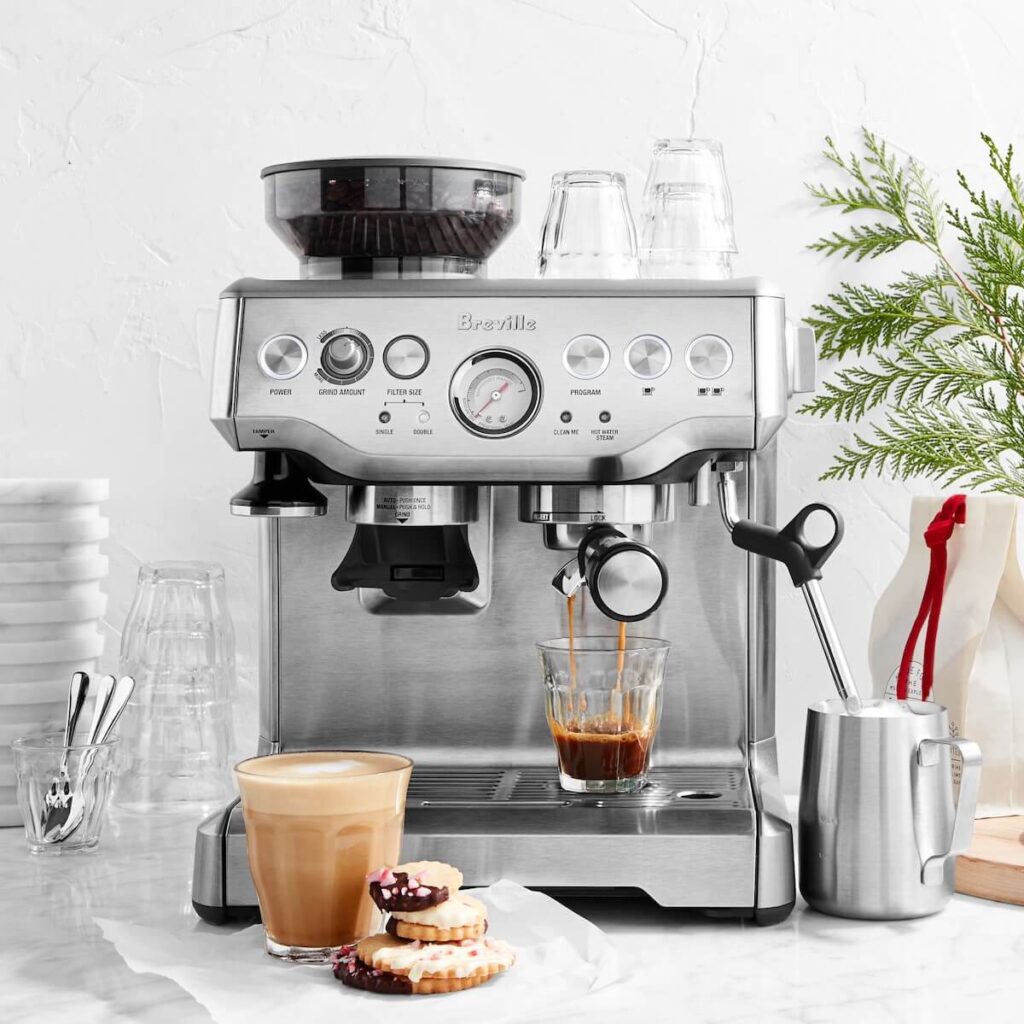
[192,765,794,924]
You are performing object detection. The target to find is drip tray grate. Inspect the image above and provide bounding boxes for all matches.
[407,766,748,809]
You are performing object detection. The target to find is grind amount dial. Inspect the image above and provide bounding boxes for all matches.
[320,328,373,384]
[450,349,542,437]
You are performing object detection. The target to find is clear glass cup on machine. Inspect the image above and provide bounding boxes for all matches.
[115,562,236,812]
[537,637,670,794]
[641,182,735,279]
[639,138,737,279]
[234,750,413,963]
[537,170,639,279]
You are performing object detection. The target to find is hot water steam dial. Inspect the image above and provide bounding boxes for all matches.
[449,349,542,437]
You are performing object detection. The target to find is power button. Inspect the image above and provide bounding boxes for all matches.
[258,334,308,380]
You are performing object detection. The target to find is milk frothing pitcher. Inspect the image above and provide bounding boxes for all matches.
[799,698,981,919]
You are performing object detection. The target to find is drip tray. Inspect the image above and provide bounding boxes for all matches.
[407,766,749,810]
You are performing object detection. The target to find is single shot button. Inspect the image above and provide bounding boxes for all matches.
[625,334,671,379]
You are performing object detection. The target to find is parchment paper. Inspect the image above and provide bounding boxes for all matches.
[96,880,623,1023]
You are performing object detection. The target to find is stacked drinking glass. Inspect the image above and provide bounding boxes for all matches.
[0,480,108,826]
[536,140,738,282]
[115,562,236,813]
[638,139,738,279]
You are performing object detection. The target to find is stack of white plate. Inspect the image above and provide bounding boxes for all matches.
[0,480,108,825]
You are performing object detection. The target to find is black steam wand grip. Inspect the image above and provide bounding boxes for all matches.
[731,502,843,587]
[731,502,861,713]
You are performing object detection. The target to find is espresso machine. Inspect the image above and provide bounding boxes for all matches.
[192,157,816,925]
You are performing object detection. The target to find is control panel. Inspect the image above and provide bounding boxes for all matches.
[216,280,787,481]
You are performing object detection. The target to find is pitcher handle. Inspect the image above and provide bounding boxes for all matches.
[916,737,983,886]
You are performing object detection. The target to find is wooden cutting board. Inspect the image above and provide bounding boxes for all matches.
[956,815,1024,905]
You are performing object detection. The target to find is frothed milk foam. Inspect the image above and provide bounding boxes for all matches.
[235,751,412,950]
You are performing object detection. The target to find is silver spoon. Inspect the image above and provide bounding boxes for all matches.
[40,671,90,839]
[51,676,135,843]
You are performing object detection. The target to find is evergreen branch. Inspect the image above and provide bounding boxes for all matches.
[800,341,999,421]
[806,131,1024,493]
[806,269,967,360]
[820,404,1024,496]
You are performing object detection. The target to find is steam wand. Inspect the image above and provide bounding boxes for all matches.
[715,461,862,715]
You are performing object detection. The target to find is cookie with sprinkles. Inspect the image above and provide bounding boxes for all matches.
[366,860,463,913]
[389,891,488,942]
[352,932,515,996]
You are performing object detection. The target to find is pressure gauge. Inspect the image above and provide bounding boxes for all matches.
[450,349,542,437]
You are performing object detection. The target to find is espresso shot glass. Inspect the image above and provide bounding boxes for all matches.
[537,637,670,793]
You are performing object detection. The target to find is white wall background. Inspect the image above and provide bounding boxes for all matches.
[3,0,1021,791]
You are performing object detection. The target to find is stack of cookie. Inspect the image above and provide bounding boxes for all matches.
[332,860,516,996]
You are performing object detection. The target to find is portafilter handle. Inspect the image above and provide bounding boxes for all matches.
[552,524,668,623]
[725,488,862,714]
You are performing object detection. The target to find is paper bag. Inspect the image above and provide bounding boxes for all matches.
[868,494,1024,817]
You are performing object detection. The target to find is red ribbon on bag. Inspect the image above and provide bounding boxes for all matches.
[895,494,968,701]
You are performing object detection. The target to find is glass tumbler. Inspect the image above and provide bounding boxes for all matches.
[639,138,737,279]
[537,170,639,279]
[538,636,670,793]
[235,750,412,963]
[13,732,118,853]
[116,562,236,812]
[641,182,735,279]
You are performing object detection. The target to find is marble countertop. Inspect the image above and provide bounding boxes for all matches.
[2,809,1023,1024]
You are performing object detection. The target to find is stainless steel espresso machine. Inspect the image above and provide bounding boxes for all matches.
[193,157,816,925]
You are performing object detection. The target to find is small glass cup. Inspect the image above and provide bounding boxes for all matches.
[12,732,119,854]
[639,138,737,279]
[640,183,735,280]
[537,637,670,794]
[235,750,413,963]
[116,562,236,813]
[537,170,639,279]
[641,138,736,227]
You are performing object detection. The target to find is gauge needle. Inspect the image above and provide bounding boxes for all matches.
[474,381,510,418]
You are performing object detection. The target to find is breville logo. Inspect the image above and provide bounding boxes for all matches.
[458,312,536,332]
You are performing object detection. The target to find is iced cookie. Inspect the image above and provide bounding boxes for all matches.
[332,944,412,996]
[351,932,515,995]
[366,861,463,913]
[388,891,488,942]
